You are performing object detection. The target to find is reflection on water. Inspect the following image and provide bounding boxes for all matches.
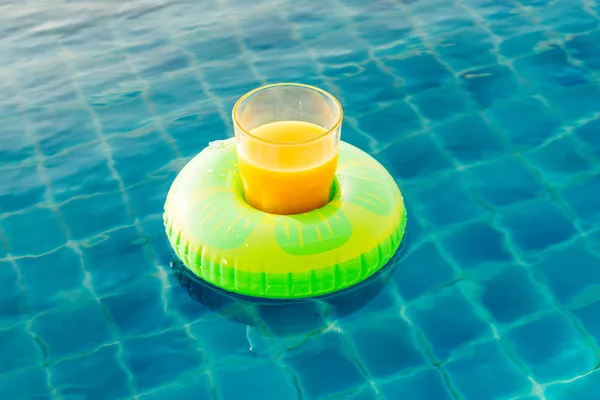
[170,241,407,339]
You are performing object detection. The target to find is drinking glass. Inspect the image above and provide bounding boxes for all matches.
[232,83,343,215]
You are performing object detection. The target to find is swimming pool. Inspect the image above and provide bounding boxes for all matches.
[1,0,600,398]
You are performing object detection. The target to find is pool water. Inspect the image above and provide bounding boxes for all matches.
[1,0,600,399]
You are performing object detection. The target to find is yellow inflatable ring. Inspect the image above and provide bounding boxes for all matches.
[164,138,406,299]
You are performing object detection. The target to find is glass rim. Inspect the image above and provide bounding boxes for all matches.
[232,82,343,146]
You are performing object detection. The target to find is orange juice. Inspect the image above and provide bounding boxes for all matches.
[237,120,339,215]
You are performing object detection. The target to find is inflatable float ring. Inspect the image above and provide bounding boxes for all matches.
[164,138,406,299]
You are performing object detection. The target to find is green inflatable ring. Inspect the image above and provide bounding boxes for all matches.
[163,138,407,299]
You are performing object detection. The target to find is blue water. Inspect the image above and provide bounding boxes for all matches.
[1,0,600,399]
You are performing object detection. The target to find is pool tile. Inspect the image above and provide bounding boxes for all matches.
[346,315,427,379]
[188,316,251,360]
[411,83,473,123]
[165,282,207,324]
[51,344,132,400]
[138,372,213,399]
[1,207,67,257]
[545,369,600,400]
[338,122,374,153]
[523,136,593,188]
[0,368,52,399]
[108,130,178,187]
[392,241,456,301]
[148,73,206,117]
[122,329,205,392]
[334,279,399,321]
[477,265,552,324]
[335,61,399,115]
[322,63,364,81]
[93,95,153,135]
[309,29,370,65]
[408,171,488,228]
[354,12,412,47]
[471,0,519,20]
[566,30,600,71]
[415,0,476,36]
[28,108,98,157]
[257,301,330,337]
[59,193,132,240]
[499,31,549,59]
[213,358,297,400]
[203,60,262,99]
[485,96,562,150]
[182,30,241,63]
[357,101,424,144]
[0,261,25,324]
[513,45,588,95]
[0,120,35,166]
[167,110,231,157]
[460,65,521,108]
[545,83,600,121]
[62,19,117,54]
[504,311,597,382]
[435,113,506,164]
[102,277,175,336]
[574,117,600,158]
[127,178,173,219]
[45,142,120,202]
[499,199,576,253]
[488,13,534,36]
[402,201,428,246]
[435,27,496,71]
[139,216,172,266]
[536,0,599,34]
[81,227,153,296]
[240,16,296,54]
[572,298,600,349]
[17,246,88,312]
[441,221,513,269]
[0,164,46,214]
[445,340,531,400]
[285,3,346,40]
[18,62,79,107]
[379,367,454,400]
[70,51,138,99]
[535,238,600,306]
[560,173,600,231]
[31,299,114,362]
[406,286,490,360]
[254,54,323,87]
[383,52,452,95]
[129,43,191,79]
[287,332,367,399]
[382,134,454,180]
[373,36,425,58]
[0,323,43,375]
[469,156,546,207]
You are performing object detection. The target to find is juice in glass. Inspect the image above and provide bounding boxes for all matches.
[233,84,342,215]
